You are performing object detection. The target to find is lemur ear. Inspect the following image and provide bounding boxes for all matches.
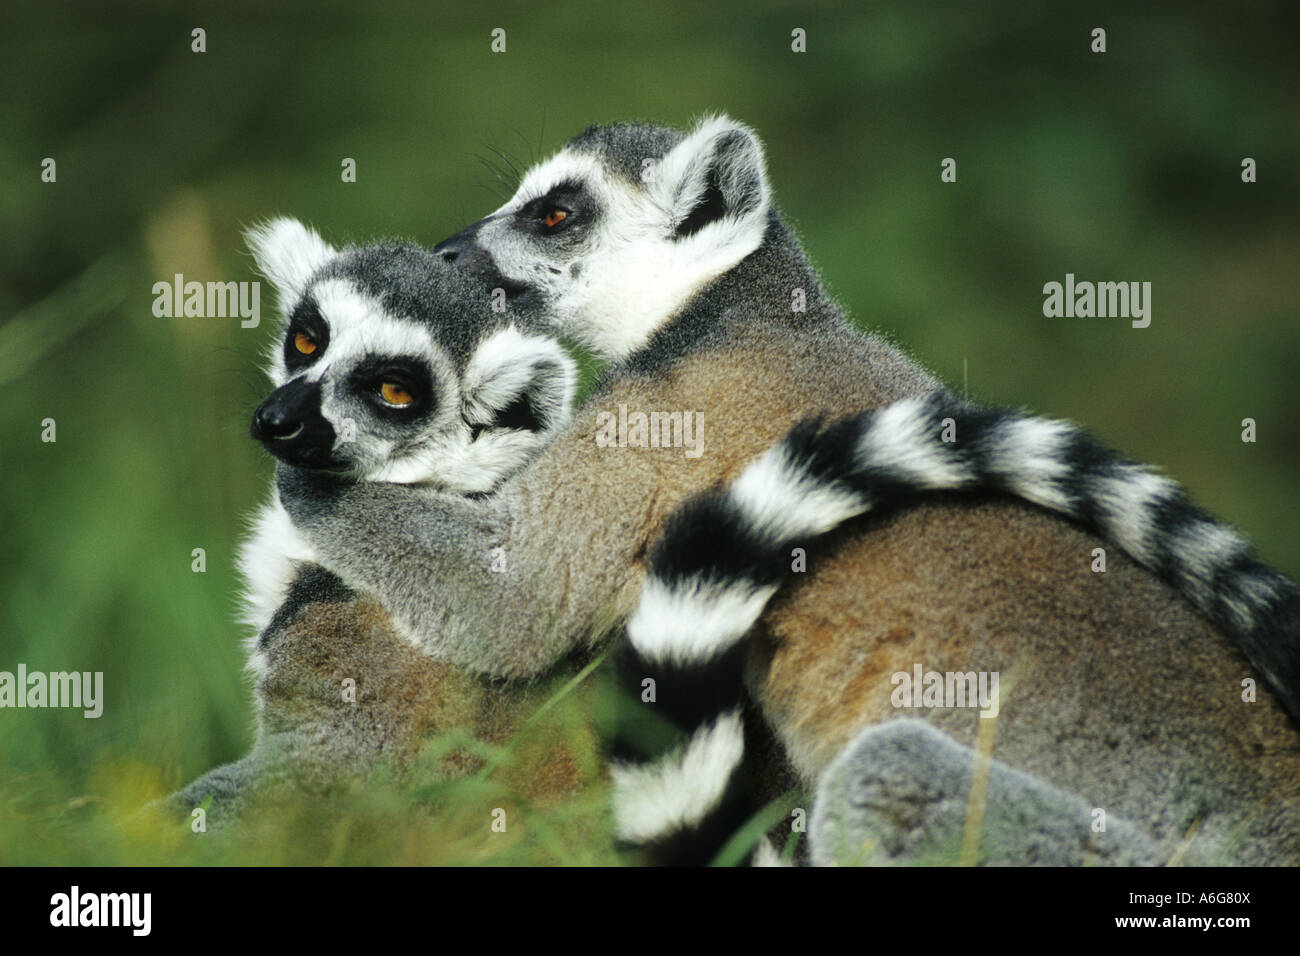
[245,218,337,303]
[653,115,771,239]
[461,328,577,434]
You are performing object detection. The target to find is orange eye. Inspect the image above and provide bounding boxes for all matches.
[542,208,568,228]
[380,382,413,406]
[293,331,317,355]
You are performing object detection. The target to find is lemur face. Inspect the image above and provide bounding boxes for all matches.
[433,115,772,361]
[246,220,575,493]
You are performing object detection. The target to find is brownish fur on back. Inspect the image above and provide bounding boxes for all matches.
[756,499,1300,862]
[528,320,1300,863]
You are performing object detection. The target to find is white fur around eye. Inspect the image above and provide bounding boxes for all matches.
[370,329,575,492]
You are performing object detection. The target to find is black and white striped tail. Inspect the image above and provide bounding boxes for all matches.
[611,390,1300,864]
[610,633,760,865]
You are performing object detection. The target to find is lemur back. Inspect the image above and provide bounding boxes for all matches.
[615,394,1300,862]
[532,303,1298,864]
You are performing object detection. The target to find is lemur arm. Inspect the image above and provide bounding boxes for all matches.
[275,458,641,680]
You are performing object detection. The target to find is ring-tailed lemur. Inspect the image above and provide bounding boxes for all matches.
[169,218,603,827]
[278,117,1300,865]
[239,219,575,674]
[612,393,1300,863]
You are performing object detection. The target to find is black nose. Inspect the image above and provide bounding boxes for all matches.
[434,219,486,263]
[251,377,328,442]
[250,379,340,470]
[252,382,313,441]
[253,398,302,440]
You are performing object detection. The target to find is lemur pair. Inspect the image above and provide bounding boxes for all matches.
[224,115,1300,865]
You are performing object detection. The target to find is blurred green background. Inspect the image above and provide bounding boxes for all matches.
[1,0,1297,863]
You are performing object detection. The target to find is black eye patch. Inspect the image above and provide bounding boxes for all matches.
[348,356,438,417]
[284,299,329,368]
[517,180,589,235]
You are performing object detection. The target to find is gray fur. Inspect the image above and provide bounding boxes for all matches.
[566,122,686,183]
[315,240,518,367]
[810,719,1169,866]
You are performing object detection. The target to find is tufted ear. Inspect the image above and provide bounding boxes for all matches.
[651,114,771,240]
[245,217,337,304]
[461,328,577,435]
